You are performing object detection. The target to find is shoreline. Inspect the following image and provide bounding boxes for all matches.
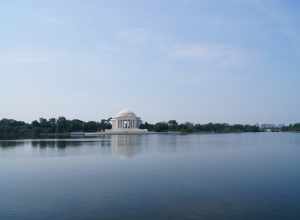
[0,131,299,141]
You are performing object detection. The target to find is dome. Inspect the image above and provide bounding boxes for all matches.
[115,109,137,118]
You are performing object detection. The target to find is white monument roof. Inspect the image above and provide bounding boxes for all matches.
[115,109,137,118]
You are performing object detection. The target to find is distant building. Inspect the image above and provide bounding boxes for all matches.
[277,124,286,129]
[260,124,277,129]
[109,109,146,134]
[259,123,285,132]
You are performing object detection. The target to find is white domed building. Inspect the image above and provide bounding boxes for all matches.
[109,109,146,134]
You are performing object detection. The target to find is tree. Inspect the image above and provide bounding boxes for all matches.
[39,118,48,128]
[154,122,169,132]
[71,119,84,132]
[98,119,112,131]
[84,121,98,132]
[56,117,68,133]
[168,120,178,131]
[31,120,40,127]
[139,122,154,131]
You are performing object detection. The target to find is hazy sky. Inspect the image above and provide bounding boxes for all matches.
[1,0,299,124]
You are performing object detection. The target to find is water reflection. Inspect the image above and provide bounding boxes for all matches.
[28,136,145,158]
[1,133,300,220]
[111,135,143,158]
[0,135,146,158]
[29,139,112,157]
[0,141,25,149]
[30,139,111,149]
[0,135,190,159]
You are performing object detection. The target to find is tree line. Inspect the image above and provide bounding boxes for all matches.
[140,121,300,133]
[0,117,111,139]
[0,117,299,139]
[140,120,261,133]
[281,123,300,132]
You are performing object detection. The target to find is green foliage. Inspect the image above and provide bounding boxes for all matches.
[168,120,178,131]
[0,117,112,139]
[282,123,300,132]
[0,116,298,139]
[140,121,261,133]
[154,122,169,132]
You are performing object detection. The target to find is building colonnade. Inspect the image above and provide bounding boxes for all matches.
[117,119,137,129]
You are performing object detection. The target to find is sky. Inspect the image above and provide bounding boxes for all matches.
[0,0,299,124]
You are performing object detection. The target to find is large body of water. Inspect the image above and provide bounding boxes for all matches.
[0,133,300,220]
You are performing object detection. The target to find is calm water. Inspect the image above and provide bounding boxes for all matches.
[0,133,300,220]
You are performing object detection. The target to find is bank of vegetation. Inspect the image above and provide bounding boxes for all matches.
[0,117,299,139]
[140,121,300,133]
[281,123,300,132]
[140,120,260,133]
[0,117,111,139]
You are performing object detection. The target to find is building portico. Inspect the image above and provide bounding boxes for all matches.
[111,109,142,130]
